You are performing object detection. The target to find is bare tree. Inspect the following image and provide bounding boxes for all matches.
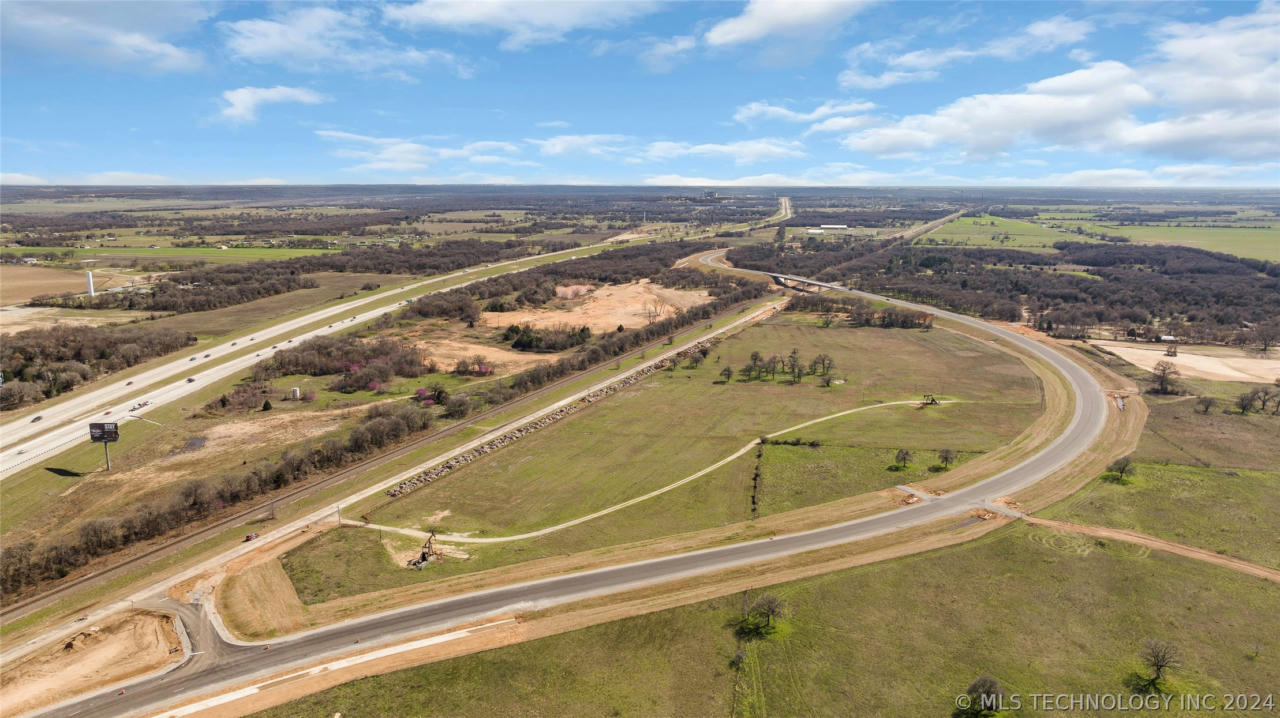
[895,448,912,467]
[1151,361,1180,394]
[720,366,733,383]
[643,299,667,324]
[1235,391,1257,414]
[938,448,957,468]
[1108,456,1134,478]
[1194,396,1216,414]
[1141,639,1180,691]
[751,594,786,627]
[1253,319,1280,354]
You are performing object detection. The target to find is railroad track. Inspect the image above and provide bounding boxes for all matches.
[0,296,768,623]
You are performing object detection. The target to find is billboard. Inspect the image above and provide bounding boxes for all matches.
[89,422,120,442]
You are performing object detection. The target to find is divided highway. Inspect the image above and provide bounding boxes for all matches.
[39,254,1109,718]
[0,242,629,478]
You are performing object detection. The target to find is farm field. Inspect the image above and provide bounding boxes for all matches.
[914,214,1083,252]
[1104,225,1280,261]
[363,316,1042,539]
[0,246,338,264]
[0,264,95,304]
[1012,205,1280,261]
[255,522,1280,718]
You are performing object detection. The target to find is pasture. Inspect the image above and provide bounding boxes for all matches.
[364,317,1043,540]
[257,523,1280,718]
[914,214,1081,252]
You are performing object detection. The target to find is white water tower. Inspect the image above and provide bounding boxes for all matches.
[86,270,95,297]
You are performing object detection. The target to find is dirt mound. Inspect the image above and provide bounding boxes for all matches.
[555,284,594,299]
[0,610,181,715]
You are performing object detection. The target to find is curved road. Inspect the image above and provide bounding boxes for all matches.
[39,255,1108,718]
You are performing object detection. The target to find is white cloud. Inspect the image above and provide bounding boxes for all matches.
[645,138,806,164]
[639,35,696,73]
[410,172,519,184]
[220,86,331,124]
[704,0,873,46]
[536,120,571,128]
[644,173,817,187]
[840,15,1094,90]
[385,0,658,51]
[838,2,1280,163]
[733,99,876,124]
[83,171,175,185]
[222,6,472,78]
[1,1,205,71]
[222,178,288,185]
[527,134,632,156]
[802,115,876,136]
[317,131,528,172]
[0,172,49,185]
[838,68,937,89]
[1140,2,1280,112]
[842,61,1158,157]
[645,161,1280,188]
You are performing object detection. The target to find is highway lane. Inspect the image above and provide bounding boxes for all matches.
[0,241,631,478]
[42,257,1108,718]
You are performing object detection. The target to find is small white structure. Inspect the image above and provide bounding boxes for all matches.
[1159,335,1177,342]
[806,229,825,235]
[289,387,301,400]
[86,270,96,297]
[819,224,848,229]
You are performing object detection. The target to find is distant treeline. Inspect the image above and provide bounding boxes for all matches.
[1,325,195,409]
[784,294,933,329]
[729,238,1280,343]
[781,209,953,228]
[28,240,549,314]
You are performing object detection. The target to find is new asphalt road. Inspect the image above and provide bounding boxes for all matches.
[40,257,1107,718]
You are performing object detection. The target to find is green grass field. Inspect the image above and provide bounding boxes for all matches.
[364,318,1042,539]
[1041,463,1280,569]
[279,395,1039,602]
[914,214,1083,253]
[1090,225,1280,262]
[256,523,1280,718]
[755,443,978,516]
[273,317,1042,602]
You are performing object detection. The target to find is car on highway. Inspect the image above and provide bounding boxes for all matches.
[30,415,42,423]
[244,532,259,542]
[231,341,237,346]
[126,380,133,385]
[189,357,197,361]
[204,353,211,358]
[186,377,196,383]
[103,410,111,415]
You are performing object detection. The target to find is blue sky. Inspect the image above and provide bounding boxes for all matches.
[2,0,1277,187]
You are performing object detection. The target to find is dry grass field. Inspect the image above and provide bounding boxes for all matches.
[0,264,93,305]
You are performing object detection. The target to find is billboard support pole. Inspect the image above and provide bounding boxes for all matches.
[103,441,111,471]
